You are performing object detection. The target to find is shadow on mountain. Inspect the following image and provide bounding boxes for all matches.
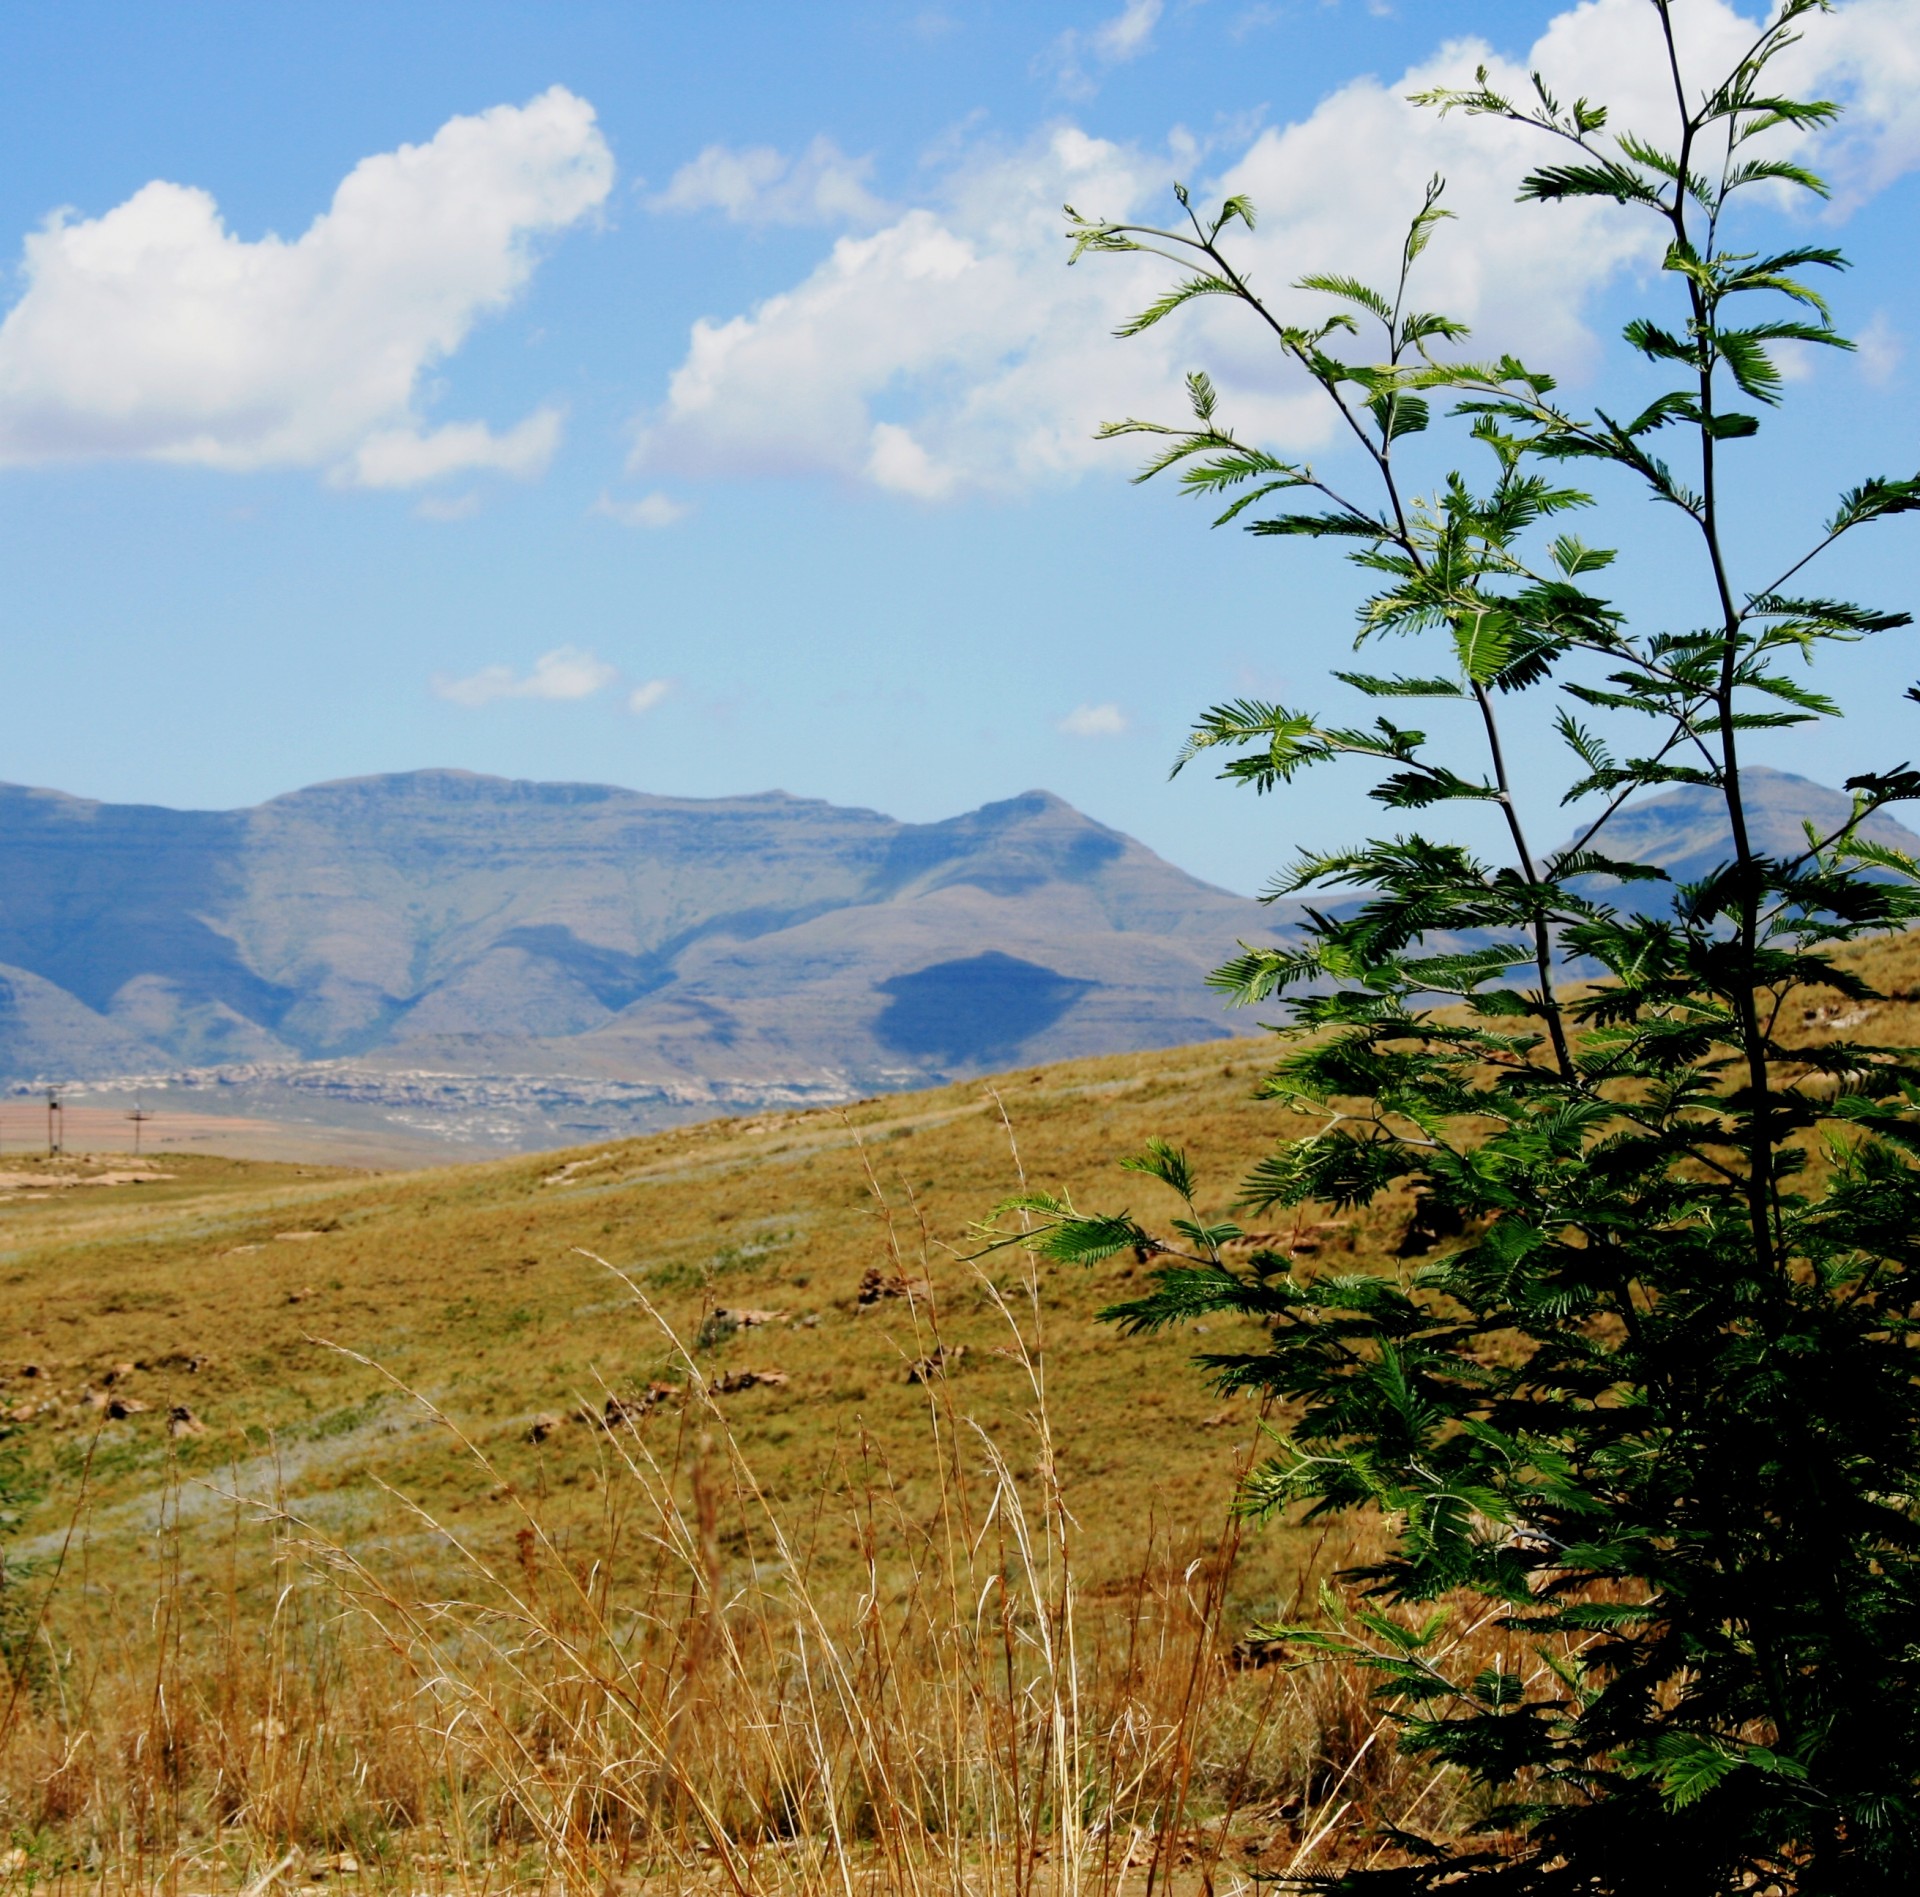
[874,953,1096,1067]
[493,925,673,1012]
[0,792,296,1028]
[0,771,1280,1085]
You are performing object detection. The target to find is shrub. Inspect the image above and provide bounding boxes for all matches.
[1000,4,1920,1888]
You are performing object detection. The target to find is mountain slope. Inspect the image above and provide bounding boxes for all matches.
[6,766,1908,1149]
[0,772,1283,1093]
[1594,767,1920,888]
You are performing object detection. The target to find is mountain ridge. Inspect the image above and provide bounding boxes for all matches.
[3,765,1908,1149]
[0,771,1276,1102]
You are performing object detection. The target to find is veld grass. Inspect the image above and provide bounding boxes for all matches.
[8,932,1915,1891]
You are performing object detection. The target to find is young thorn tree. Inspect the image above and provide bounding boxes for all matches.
[991,4,1920,1889]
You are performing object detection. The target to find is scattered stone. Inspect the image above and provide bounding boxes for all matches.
[106,1395,149,1420]
[525,1411,568,1444]
[168,1405,208,1439]
[711,1368,788,1395]
[285,1287,316,1304]
[714,1306,788,1329]
[1804,1000,1878,1030]
[80,1388,110,1412]
[274,1230,325,1243]
[102,1362,135,1385]
[857,1266,929,1306]
[904,1343,968,1385]
[19,1364,41,1379]
[303,1849,360,1880]
[585,1385,678,1429]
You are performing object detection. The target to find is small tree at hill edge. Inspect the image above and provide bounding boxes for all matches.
[989,4,1920,1888]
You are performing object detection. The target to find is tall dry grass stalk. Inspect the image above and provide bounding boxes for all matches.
[0,1145,1492,1893]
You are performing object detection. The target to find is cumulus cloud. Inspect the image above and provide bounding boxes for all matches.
[651,136,889,227]
[628,678,674,715]
[631,0,1920,503]
[1782,0,1920,199]
[0,86,612,484]
[1059,701,1130,738]
[434,645,617,709]
[593,488,692,528]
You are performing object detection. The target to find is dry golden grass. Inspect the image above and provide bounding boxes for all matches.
[4,929,1912,1890]
[0,1033,1449,1891]
[0,1040,1406,1601]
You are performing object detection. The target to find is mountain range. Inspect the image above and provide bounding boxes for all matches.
[0,770,1286,1094]
[1,766,1907,1147]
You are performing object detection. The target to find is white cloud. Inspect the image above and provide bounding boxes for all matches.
[1782,0,1920,201]
[1858,311,1905,387]
[593,488,692,528]
[867,422,956,499]
[351,407,563,489]
[651,136,889,227]
[1092,0,1163,61]
[1049,0,1165,95]
[0,86,611,483]
[434,645,617,709]
[632,0,1920,504]
[628,678,674,715]
[1059,701,1130,738]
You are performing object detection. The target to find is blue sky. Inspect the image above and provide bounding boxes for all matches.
[1,0,1917,893]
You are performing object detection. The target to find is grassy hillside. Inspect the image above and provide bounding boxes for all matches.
[8,930,1918,1891]
[0,1025,1409,1891]
[2,1035,1362,1597]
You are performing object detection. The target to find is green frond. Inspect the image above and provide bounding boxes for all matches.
[1121,1137,1199,1203]
[1113,274,1238,339]
[1333,672,1467,700]
[1827,475,1920,536]
[1213,193,1257,236]
[1296,272,1394,324]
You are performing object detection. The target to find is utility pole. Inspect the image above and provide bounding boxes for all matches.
[45,1087,60,1159]
[127,1105,152,1155]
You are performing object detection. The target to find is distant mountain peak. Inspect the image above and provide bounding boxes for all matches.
[0,772,1278,1107]
[1599,768,1920,884]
